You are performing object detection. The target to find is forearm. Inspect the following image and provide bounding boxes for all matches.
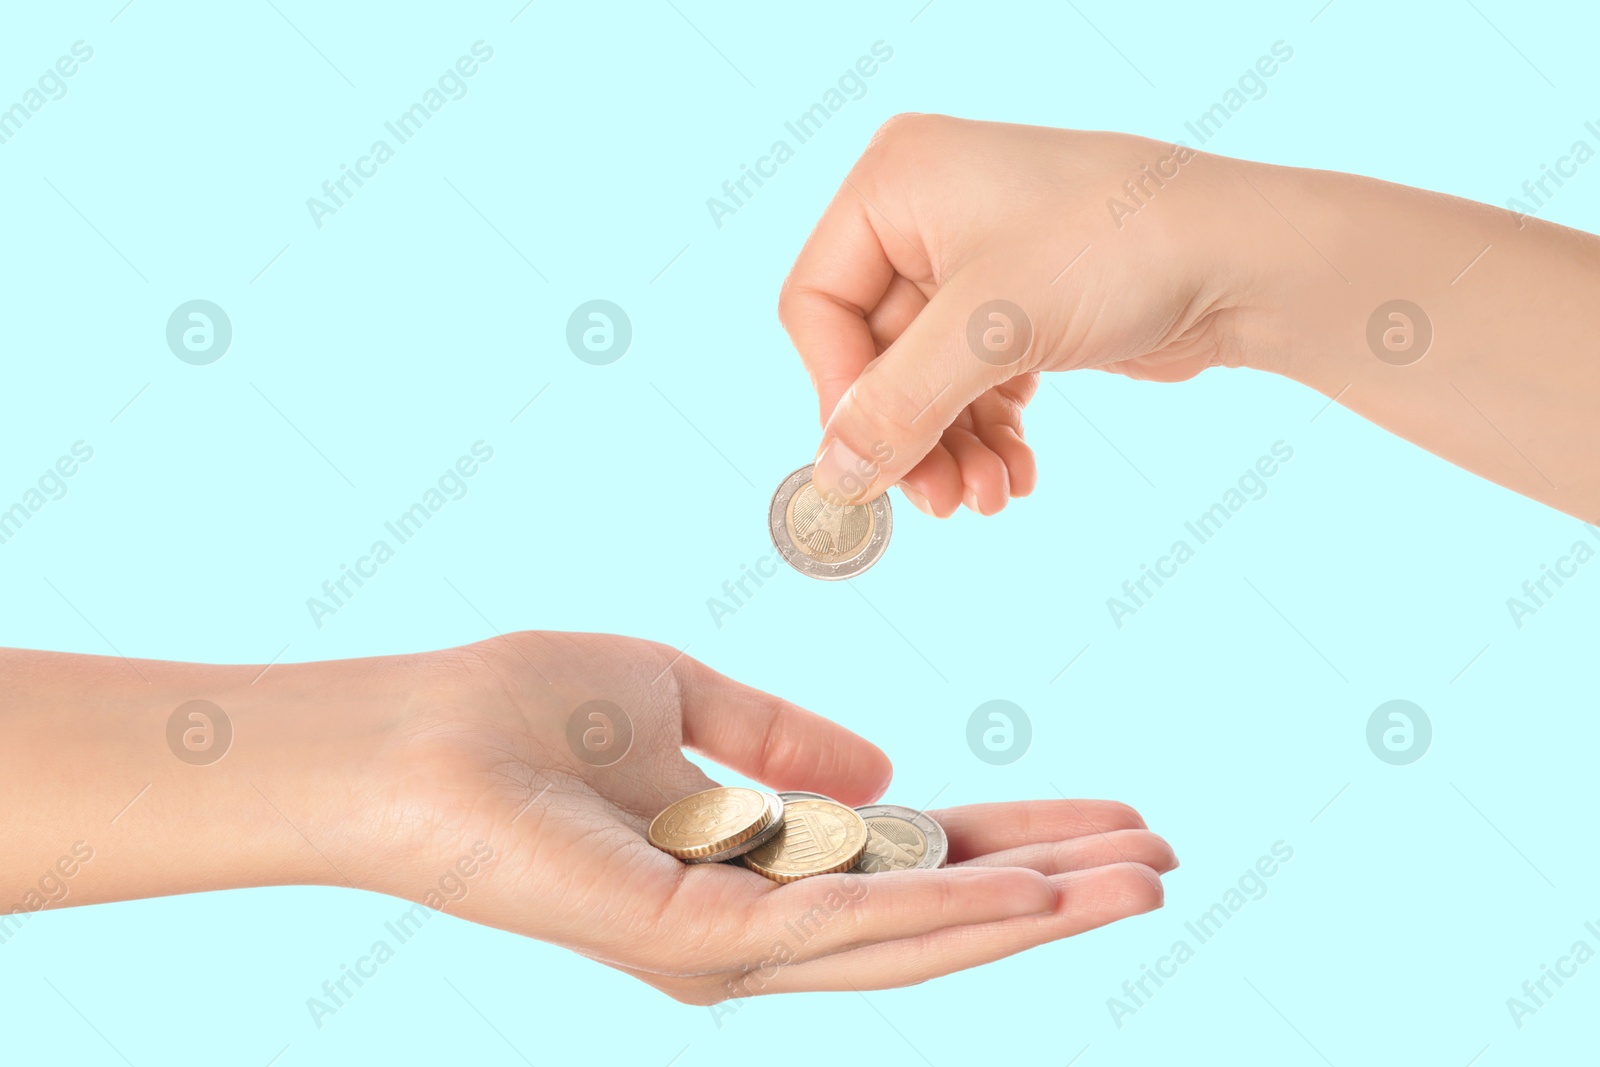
[0,649,413,915]
[1239,160,1600,521]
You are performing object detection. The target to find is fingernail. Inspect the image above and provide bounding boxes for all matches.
[963,487,980,513]
[813,437,871,505]
[899,483,935,516]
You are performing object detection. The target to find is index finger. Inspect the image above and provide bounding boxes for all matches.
[778,181,896,426]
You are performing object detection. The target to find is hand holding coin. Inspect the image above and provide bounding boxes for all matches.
[365,630,1174,1004]
[0,631,1176,1006]
[770,464,892,579]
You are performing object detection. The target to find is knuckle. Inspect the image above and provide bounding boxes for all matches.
[863,112,960,173]
[1048,838,1081,868]
[751,693,801,780]
[985,384,1032,425]
[902,938,938,976]
[1011,801,1044,843]
[869,111,932,150]
[830,889,877,946]
[926,875,963,922]
[639,639,697,698]
[776,277,805,331]
[841,374,924,450]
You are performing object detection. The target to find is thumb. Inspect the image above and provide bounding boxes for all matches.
[810,274,1035,505]
[675,656,892,807]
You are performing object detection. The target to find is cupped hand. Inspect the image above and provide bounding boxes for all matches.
[385,632,1174,1003]
[779,114,1262,517]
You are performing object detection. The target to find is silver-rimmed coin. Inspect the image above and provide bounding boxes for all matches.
[851,804,948,872]
[768,464,892,581]
[778,790,835,803]
[686,791,786,864]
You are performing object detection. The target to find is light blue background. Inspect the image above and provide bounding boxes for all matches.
[2,1,1597,1063]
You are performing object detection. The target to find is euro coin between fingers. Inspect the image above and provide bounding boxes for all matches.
[768,464,892,580]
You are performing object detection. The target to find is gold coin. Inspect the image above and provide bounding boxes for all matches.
[740,798,869,883]
[687,791,785,864]
[648,786,779,861]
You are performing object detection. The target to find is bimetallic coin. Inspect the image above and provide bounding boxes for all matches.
[777,790,836,803]
[688,791,785,863]
[851,805,949,873]
[768,465,892,581]
[648,786,781,861]
[740,798,869,883]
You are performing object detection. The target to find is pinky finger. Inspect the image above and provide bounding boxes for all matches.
[748,863,1164,995]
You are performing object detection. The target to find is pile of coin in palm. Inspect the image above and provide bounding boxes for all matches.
[647,786,948,882]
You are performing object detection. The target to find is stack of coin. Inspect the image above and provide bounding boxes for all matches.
[647,786,785,864]
[647,787,947,881]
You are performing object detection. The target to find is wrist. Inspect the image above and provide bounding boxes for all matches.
[1175,154,1334,381]
[1127,148,1312,380]
[0,649,435,909]
[1217,158,1494,390]
[185,652,449,900]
